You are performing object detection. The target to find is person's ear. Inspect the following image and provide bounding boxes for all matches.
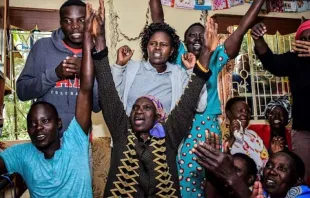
[58,118,62,131]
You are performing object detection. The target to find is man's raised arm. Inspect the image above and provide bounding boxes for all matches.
[75,4,96,134]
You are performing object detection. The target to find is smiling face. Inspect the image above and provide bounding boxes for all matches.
[60,5,86,49]
[130,97,158,134]
[147,31,174,69]
[185,25,204,58]
[268,106,289,129]
[228,101,251,129]
[263,153,296,197]
[27,104,61,150]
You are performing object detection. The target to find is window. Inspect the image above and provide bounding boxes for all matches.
[231,31,294,120]
[2,30,51,140]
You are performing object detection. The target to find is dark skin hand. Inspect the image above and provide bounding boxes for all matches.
[192,132,252,198]
[116,45,135,66]
[93,0,106,52]
[181,52,196,69]
[224,0,265,59]
[55,55,81,79]
[251,181,264,198]
[250,22,269,55]
[270,136,285,154]
[149,0,264,60]
[292,40,310,57]
[0,3,97,175]
[199,16,219,70]
[75,3,96,133]
[150,0,164,23]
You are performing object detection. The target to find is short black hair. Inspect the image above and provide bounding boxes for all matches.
[184,22,204,41]
[278,151,305,181]
[59,0,86,19]
[233,153,258,183]
[140,23,180,64]
[225,97,246,113]
[27,101,59,122]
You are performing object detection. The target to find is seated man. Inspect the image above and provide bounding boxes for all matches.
[0,4,97,197]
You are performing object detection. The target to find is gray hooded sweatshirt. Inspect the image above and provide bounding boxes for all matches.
[16,28,100,136]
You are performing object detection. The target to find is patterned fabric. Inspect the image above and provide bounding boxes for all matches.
[248,124,292,150]
[150,137,177,197]
[296,20,310,40]
[139,95,167,122]
[95,49,211,198]
[110,130,140,197]
[178,114,220,198]
[110,129,177,198]
[229,129,269,174]
[264,185,310,198]
[264,95,292,122]
[177,44,230,198]
[286,185,310,198]
[139,95,167,139]
[91,137,111,198]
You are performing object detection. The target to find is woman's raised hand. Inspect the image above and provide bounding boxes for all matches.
[182,52,196,70]
[204,16,219,52]
[116,45,135,66]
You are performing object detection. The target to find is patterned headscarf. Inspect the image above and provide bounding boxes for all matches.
[137,95,167,138]
[264,95,292,122]
[296,20,310,40]
[139,95,167,123]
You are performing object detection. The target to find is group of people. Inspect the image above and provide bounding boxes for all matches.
[0,0,309,197]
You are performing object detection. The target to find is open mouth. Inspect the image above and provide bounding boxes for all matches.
[71,33,82,39]
[134,117,145,125]
[153,52,161,58]
[265,178,277,187]
[193,43,201,50]
[36,134,47,141]
[273,119,281,124]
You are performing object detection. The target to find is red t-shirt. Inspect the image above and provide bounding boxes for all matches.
[247,124,292,151]
[62,41,82,55]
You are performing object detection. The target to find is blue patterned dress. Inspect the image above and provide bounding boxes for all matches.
[176,44,229,197]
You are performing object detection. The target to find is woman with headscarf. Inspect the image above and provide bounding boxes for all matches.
[248,95,292,154]
[86,2,216,196]
[251,20,310,185]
